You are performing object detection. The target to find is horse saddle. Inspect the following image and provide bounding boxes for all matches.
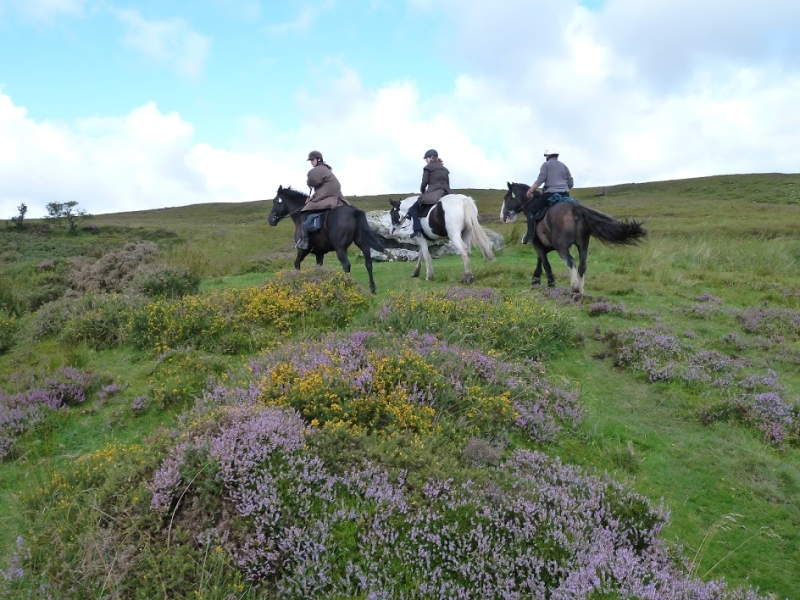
[419,204,436,218]
[533,193,578,222]
[303,212,324,233]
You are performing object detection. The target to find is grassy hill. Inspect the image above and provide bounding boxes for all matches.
[1,173,798,598]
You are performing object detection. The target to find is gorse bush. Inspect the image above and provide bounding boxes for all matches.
[148,347,230,409]
[0,309,18,354]
[248,331,582,442]
[129,267,371,353]
[375,286,574,359]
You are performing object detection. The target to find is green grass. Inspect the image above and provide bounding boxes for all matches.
[1,173,799,597]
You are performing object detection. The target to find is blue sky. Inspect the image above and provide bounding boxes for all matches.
[2,0,799,216]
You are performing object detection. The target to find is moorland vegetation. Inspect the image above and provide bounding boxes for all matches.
[0,174,798,598]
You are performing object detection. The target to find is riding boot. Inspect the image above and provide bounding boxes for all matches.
[524,214,535,244]
[296,229,309,250]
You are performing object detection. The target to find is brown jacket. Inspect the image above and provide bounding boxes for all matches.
[419,160,451,205]
[303,163,350,212]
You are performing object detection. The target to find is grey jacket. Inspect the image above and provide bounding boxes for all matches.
[419,161,451,205]
[532,157,573,193]
[303,163,349,212]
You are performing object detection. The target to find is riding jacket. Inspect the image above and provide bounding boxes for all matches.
[419,160,451,205]
[531,157,574,194]
[303,163,350,212]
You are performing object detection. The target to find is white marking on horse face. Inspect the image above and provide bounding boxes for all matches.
[500,201,506,223]
[277,198,283,204]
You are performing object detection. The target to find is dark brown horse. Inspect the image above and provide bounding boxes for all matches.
[501,182,646,300]
[268,186,385,294]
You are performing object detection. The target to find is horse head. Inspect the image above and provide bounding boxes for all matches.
[501,182,536,223]
[268,185,307,226]
[388,198,414,236]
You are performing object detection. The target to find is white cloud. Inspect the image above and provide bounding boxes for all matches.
[0,0,86,21]
[112,8,211,78]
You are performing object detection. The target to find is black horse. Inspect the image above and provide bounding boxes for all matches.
[501,182,646,300]
[267,186,385,294]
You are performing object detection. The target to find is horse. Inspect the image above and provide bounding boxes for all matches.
[389,194,495,284]
[267,185,385,294]
[500,182,646,300]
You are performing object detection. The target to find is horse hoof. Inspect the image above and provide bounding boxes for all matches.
[531,279,541,287]
[426,276,434,282]
[411,272,419,278]
[461,274,475,285]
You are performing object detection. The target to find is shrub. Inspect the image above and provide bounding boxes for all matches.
[60,293,141,350]
[148,348,230,409]
[69,241,159,294]
[130,264,200,299]
[0,309,18,354]
[375,286,573,359]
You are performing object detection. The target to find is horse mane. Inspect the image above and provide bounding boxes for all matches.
[279,186,309,202]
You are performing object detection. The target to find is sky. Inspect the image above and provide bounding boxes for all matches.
[1,0,799,218]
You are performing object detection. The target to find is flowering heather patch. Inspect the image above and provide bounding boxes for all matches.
[147,403,765,598]
[246,331,582,442]
[376,287,572,359]
[128,267,371,353]
[0,367,96,459]
[737,307,800,340]
[588,301,627,316]
[608,326,800,445]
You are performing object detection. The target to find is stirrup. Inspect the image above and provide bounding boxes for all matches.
[295,238,309,250]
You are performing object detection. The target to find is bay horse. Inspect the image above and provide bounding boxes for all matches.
[500,182,646,300]
[268,186,385,294]
[389,194,495,284]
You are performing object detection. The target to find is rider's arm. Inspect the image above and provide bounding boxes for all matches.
[531,162,548,190]
[565,165,574,189]
[420,165,430,193]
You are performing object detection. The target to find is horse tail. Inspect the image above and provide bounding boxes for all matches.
[575,204,647,246]
[462,197,495,260]
[356,209,386,252]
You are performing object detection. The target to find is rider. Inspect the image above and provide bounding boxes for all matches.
[297,150,350,250]
[524,148,573,241]
[409,149,451,237]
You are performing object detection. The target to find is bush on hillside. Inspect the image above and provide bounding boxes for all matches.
[0,309,18,354]
[129,264,200,299]
[375,286,573,359]
[69,241,159,294]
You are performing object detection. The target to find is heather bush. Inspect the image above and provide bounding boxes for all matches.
[607,326,800,445]
[0,367,97,459]
[374,287,573,359]
[737,306,800,340]
[130,263,200,299]
[68,240,159,294]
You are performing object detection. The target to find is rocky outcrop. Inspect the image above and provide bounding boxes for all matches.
[365,210,504,262]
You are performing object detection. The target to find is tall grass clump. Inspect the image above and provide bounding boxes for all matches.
[374,287,573,359]
[0,309,18,354]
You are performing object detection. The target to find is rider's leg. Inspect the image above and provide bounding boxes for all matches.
[408,200,422,237]
[296,214,312,249]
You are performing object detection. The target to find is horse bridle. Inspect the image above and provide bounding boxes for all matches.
[506,187,536,217]
[271,194,307,222]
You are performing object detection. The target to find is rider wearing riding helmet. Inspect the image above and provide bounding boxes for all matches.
[524,148,574,240]
[297,150,350,250]
[409,149,451,237]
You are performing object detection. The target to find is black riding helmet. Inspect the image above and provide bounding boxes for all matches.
[423,149,438,159]
[307,150,323,161]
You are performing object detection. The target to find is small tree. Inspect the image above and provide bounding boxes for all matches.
[61,201,89,232]
[45,202,65,228]
[9,203,27,230]
[45,201,91,231]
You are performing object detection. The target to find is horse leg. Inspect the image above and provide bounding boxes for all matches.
[577,240,589,298]
[335,248,351,273]
[531,257,543,287]
[315,252,324,266]
[556,247,580,300]
[360,246,377,295]
[447,225,473,284]
[417,237,434,281]
[294,249,311,270]
[411,254,421,277]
